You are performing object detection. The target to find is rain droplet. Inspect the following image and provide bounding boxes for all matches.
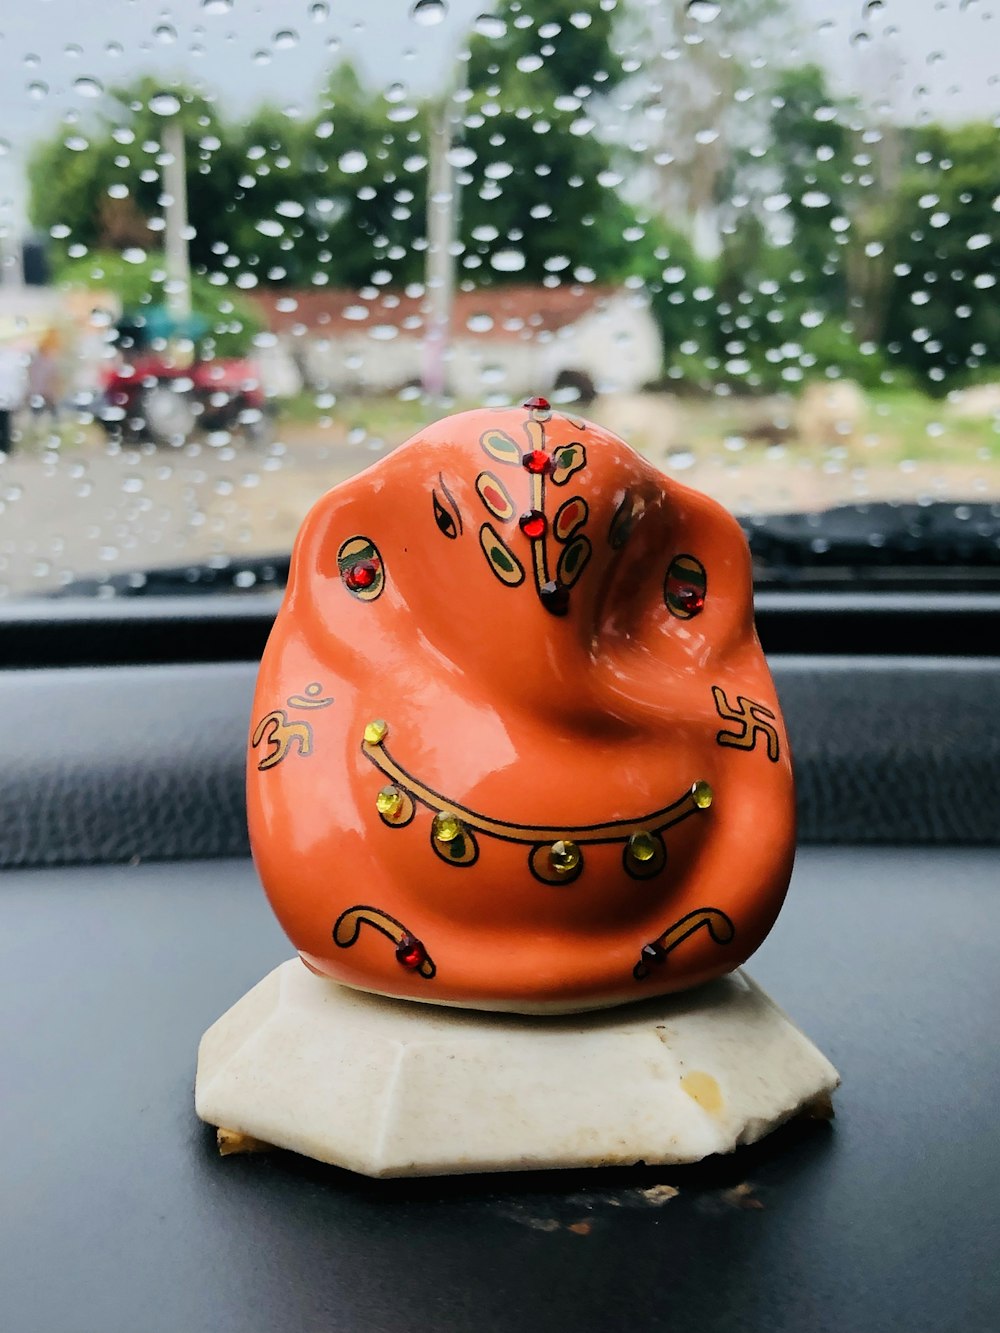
[338,150,368,174]
[27,81,49,101]
[474,13,507,38]
[410,0,448,26]
[256,219,285,237]
[694,128,719,145]
[763,193,790,212]
[516,53,544,73]
[276,200,305,217]
[149,92,182,116]
[154,23,178,43]
[490,248,525,272]
[201,0,233,12]
[309,1,329,20]
[73,77,103,99]
[967,232,990,249]
[447,145,477,168]
[273,29,299,48]
[686,0,721,21]
[801,190,831,208]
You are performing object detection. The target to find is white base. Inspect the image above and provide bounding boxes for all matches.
[195,960,839,1178]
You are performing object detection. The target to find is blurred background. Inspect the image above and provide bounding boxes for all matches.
[0,0,997,597]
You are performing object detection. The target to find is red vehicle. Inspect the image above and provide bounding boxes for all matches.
[98,352,271,445]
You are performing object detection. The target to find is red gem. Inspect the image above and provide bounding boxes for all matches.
[523,395,551,411]
[540,581,570,616]
[395,935,426,970]
[345,560,377,590]
[675,584,705,614]
[519,511,547,539]
[523,450,551,475]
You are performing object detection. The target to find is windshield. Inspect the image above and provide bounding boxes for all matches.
[1,0,997,598]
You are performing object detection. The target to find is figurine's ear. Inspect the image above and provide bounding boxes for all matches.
[598,481,756,676]
[281,480,396,649]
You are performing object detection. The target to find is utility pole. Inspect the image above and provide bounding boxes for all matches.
[423,98,459,400]
[162,119,192,320]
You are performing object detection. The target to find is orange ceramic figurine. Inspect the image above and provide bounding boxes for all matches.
[247,397,795,1013]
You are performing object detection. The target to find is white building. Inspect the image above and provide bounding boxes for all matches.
[251,284,663,400]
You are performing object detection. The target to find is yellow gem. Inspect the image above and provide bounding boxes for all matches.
[549,839,581,874]
[364,718,388,745]
[376,785,404,818]
[692,780,714,809]
[628,831,657,863]
[432,812,463,844]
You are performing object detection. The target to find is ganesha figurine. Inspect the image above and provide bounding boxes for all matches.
[196,398,838,1177]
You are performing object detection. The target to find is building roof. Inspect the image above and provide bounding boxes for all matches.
[250,284,627,342]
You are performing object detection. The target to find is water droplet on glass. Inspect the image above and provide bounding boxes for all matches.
[27,81,49,101]
[309,1,329,20]
[694,128,719,145]
[410,0,448,26]
[801,190,831,208]
[73,77,103,99]
[202,0,233,12]
[273,30,299,49]
[516,53,544,73]
[149,92,182,116]
[338,150,368,174]
[256,219,285,237]
[967,233,990,250]
[490,248,526,272]
[154,23,178,44]
[686,0,721,21]
[763,193,791,212]
[447,145,477,168]
[474,13,507,38]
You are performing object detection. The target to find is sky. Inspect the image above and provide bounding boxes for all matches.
[0,0,997,227]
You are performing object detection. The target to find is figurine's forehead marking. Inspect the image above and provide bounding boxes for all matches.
[471,404,592,615]
[476,471,516,522]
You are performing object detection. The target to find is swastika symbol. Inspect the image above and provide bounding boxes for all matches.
[712,685,780,762]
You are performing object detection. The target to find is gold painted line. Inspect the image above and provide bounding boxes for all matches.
[530,471,549,589]
[363,741,701,845]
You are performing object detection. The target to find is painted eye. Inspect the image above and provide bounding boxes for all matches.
[433,492,458,539]
[664,554,707,619]
[338,535,385,601]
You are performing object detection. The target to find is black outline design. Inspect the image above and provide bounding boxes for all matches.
[480,427,522,466]
[475,470,516,521]
[712,685,780,762]
[528,841,584,886]
[429,823,480,868]
[337,535,385,602]
[286,682,334,709]
[557,535,592,589]
[553,496,589,543]
[633,908,736,980]
[362,731,710,889]
[623,832,667,880]
[665,554,707,620]
[376,784,416,829]
[251,710,313,770]
[333,905,436,979]
[609,492,643,550]
[551,442,586,486]
[479,522,525,586]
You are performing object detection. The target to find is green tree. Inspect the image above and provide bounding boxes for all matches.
[882,121,1000,390]
[452,0,650,285]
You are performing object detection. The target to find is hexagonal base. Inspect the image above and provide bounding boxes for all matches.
[195,961,838,1178]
